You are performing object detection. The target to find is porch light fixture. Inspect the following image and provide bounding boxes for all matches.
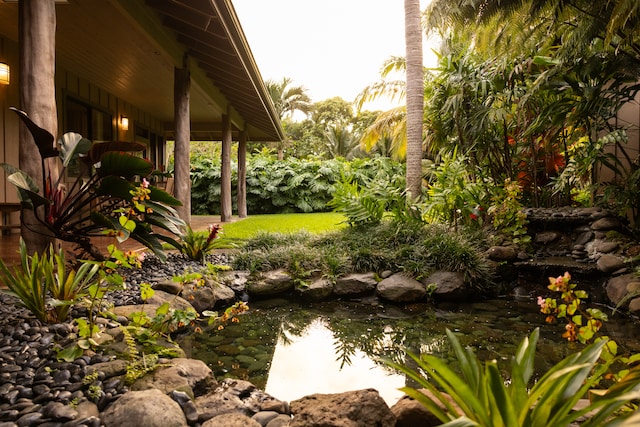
[121,116,129,131]
[0,62,9,85]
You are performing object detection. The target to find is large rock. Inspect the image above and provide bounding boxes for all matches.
[289,389,395,427]
[247,269,294,297]
[218,270,250,292]
[298,277,335,301]
[195,378,288,423]
[131,358,217,398]
[101,389,187,427]
[334,273,378,296]
[596,254,626,274]
[377,273,427,302]
[392,389,460,427]
[182,277,236,313]
[423,271,466,301]
[605,274,639,306]
[202,413,262,427]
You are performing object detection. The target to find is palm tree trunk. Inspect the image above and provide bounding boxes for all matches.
[404,0,424,201]
[19,0,57,254]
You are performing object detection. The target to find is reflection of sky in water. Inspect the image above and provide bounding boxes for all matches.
[265,318,406,405]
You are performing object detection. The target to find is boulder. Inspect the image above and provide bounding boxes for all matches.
[247,269,294,297]
[605,273,636,306]
[101,389,187,427]
[591,217,623,231]
[202,413,261,427]
[131,358,217,398]
[392,389,460,427]
[218,270,250,293]
[334,273,378,296]
[195,378,288,422]
[377,273,427,302]
[596,254,626,274]
[298,277,334,301]
[182,278,236,313]
[423,271,466,301]
[289,389,395,427]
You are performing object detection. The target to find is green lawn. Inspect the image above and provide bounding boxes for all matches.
[210,212,347,247]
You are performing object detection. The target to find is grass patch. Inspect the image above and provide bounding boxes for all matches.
[210,212,347,247]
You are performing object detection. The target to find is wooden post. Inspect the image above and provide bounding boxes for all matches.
[220,113,233,222]
[174,55,191,223]
[19,0,57,253]
[237,130,247,218]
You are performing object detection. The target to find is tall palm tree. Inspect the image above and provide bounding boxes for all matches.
[266,77,313,120]
[404,0,425,201]
[265,77,312,159]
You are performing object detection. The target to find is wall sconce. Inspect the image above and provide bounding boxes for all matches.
[0,62,9,85]
[120,116,129,131]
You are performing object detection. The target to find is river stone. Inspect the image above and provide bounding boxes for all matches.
[592,240,619,254]
[153,279,183,295]
[605,273,636,305]
[486,246,518,261]
[535,231,561,244]
[101,389,187,427]
[377,273,426,302]
[423,271,466,301]
[591,217,623,231]
[596,254,625,274]
[334,273,378,296]
[131,358,216,398]
[289,389,395,427]
[202,413,261,427]
[247,269,294,297]
[298,277,334,301]
[86,360,128,378]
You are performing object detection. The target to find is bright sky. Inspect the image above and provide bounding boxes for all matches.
[233,0,437,112]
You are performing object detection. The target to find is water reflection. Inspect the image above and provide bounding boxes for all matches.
[182,298,640,405]
[266,318,406,404]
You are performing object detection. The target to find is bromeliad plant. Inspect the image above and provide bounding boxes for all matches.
[177,223,223,264]
[1,108,183,261]
[385,328,640,427]
[0,238,100,323]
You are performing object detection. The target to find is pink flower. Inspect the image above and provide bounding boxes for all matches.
[141,178,149,188]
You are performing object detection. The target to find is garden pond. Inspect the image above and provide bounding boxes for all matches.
[177,296,640,405]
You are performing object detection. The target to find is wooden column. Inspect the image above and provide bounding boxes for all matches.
[174,56,191,223]
[237,130,247,218]
[220,113,233,222]
[19,0,57,253]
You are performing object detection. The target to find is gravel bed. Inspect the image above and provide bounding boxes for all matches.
[0,252,231,427]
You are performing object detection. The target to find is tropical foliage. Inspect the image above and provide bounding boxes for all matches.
[2,108,183,260]
[190,151,404,215]
[386,328,640,427]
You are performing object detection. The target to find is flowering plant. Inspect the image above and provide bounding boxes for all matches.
[538,272,609,344]
[178,223,223,264]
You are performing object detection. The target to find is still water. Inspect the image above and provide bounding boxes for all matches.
[180,297,640,405]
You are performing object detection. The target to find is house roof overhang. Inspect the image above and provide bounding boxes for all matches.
[0,0,283,142]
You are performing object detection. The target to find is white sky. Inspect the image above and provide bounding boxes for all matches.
[232,0,437,112]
